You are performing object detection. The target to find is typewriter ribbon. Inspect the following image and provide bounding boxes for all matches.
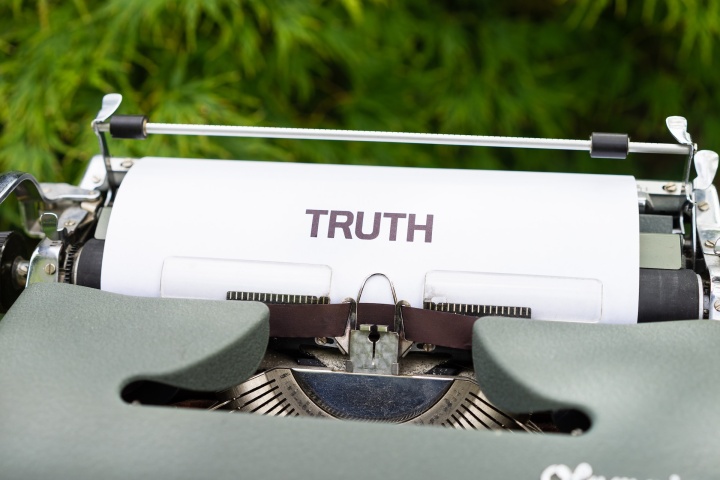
[100,157,640,324]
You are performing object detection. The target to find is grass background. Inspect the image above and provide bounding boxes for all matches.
[1,0,719,187]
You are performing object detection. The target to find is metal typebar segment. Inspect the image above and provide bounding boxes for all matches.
[96,122,691,155]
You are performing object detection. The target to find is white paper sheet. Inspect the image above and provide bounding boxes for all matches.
[161,257,331,300]
[102,157,640,323]
[424,271,603,323]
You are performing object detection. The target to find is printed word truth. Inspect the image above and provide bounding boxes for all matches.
[305,210,434,243]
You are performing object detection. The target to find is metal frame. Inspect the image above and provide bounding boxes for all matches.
[6,94,720,321]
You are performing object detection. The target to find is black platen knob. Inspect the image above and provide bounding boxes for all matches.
[0,232,30,313]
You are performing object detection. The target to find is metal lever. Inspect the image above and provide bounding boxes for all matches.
[39,212,61,241]
[669,116,696,267]
[92,94,123,200]
[666,116,696,203]
[694,150,719,191]
[0,172,100,238]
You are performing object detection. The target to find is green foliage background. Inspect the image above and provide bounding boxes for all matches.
[1,0,720,184]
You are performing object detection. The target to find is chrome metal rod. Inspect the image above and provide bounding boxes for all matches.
[629,142,691,155]
[97,122,692,155]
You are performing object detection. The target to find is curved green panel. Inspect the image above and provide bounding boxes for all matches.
[473,317,720,478]
[0,285,718,479]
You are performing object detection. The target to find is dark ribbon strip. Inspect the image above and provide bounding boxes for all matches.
[403,307,476,350]
[267,303,349,338]
[266,303,479,350]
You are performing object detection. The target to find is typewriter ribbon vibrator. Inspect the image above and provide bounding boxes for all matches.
[0,93,716,430]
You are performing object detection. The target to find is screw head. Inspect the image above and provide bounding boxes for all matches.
[315,337,328,346]
[714,300,720,312]
[120,160,134,169]
[421,343,435,352]
[663,182,678,193]
[699,201,711,212]
[64,220,76,227]
[91,176,102,184]
[44,263,56,275]
[705,240,716,248]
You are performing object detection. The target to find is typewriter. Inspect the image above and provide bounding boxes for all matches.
[0,94,718,480]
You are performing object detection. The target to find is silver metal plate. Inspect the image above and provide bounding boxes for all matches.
[219,368,535,431]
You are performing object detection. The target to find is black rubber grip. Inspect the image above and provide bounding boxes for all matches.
[109,115,148,139]
[638,269,700,322]
[0,231,29,313]
[75,239,104,289]
[590,132,629,159]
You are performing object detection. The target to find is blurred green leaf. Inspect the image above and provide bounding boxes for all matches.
[0,0,717,196]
